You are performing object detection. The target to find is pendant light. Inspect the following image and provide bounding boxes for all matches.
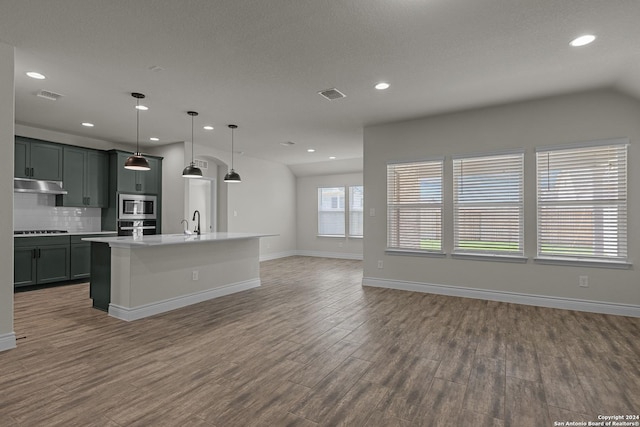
[224,124,241,183]
[182,111,203,178]
[124,92,151,171]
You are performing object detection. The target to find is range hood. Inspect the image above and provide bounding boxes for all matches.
[14,178,68,195]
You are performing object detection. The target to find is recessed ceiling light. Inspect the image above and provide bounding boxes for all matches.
[570,34,596,47]
[149,137,159,141]
[307,149,315,153]
[26,71,45,80]
[375,82,390,90]
[329,156,336,160]
[135,105,149,111]
[203,125,214,130]
[82,122,94,127]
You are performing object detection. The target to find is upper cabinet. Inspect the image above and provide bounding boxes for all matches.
[15,136,63,181]
[57,146,108,208]
[111,151,162,194]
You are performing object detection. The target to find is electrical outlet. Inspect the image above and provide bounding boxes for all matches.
[377,260,383,269]
[369,208,376,217]
[233,210,238,217]
[579,275,588,288]
[192,270,199,281]
[338,242,343,248]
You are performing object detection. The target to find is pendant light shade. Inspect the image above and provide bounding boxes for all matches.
[124,92,151,171]
[224,124,241,183]
[182,111,203,178]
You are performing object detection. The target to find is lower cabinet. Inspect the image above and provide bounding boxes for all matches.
[14,233,116,288]
[14,236,70,287]
[70,237,91,279]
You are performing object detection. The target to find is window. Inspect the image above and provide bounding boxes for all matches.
[318,187,345,235]
[349,186,364,237]
[536,141,628,262]
[453,151,524,256]
[387,159,443,252]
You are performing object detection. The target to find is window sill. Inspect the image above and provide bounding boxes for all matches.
[451,252,528,263]
[534,257,632,269]
[317,234,345,238]
[385,248,446,258]
[348,235,363,239]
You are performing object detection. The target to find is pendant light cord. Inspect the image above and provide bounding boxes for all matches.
[231,127,234,169]
[191,114,194,164]
[136,97,140,153]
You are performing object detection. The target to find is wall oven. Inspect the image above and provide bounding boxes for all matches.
[117,219,157,237]
[118,194,157,220]
[117,194,157,237]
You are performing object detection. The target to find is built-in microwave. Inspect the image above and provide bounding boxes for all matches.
[118,194,157,220]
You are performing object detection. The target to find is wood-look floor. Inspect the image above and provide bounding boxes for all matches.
[2,256,639,426]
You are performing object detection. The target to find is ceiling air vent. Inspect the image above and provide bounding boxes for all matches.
[36,90,63,101]
[280,141,295,146]
[194,159,208,170]
[318,88,346,101]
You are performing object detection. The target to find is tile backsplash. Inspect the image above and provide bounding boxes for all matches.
[14,193,101,232]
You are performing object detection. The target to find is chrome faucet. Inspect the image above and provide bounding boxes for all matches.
[180,219,189,234]
[192,210,201,235]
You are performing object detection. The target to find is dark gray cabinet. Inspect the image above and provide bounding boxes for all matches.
[14,236,70,287]
[58,146,108,207]
[103,151,162,233]
[113,151,161,194]
[14,136,63,181]
[14,233,116,287]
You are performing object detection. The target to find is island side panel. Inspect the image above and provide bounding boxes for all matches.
[90,242,112,311]
[126,237,260,309]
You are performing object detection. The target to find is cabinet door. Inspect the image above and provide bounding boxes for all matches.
[61,146,86,206]
[137,157,160,194]
[86,150,107,207]
[36,244,70,284]
[29,141,63,181]
[70,243,91,279]
[116,152,139,193]
[14,138,30,178]
[14,247,37,287]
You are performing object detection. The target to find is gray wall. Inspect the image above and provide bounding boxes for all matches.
[296,172,363,259]
[0,43,15,351]
[151,142,298,260]
[363,89,640,310]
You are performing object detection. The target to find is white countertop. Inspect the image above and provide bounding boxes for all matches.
[83,232,275,248]
[14,231,117,238]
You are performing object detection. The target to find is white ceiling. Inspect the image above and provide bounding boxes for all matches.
[1,0,639,174]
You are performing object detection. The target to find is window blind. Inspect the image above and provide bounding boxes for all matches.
[536,142,628,261]
[349,186,364,237]
[387,160,443,251]
[318,187,345,235]
[453,152,524,255]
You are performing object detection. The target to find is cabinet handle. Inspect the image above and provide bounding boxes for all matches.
[86,197,90,205]
[30,168,34,177]
[25,167,29,176]
[32,249,37,259]
[38,248,41,258]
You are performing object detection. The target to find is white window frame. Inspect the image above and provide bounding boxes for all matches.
[535,139,629,266]
[317,187,345,236]
[387,158,444,254]
[348,185,364,238]
[452,150,525,258]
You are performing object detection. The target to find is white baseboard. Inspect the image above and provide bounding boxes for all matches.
[0,332,16,352]
[296,250,363,260]
[260,250,298,262]
[109,278,261,322]
[362,277,640,318]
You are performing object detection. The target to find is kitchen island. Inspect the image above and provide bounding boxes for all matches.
[83,232,273,321]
